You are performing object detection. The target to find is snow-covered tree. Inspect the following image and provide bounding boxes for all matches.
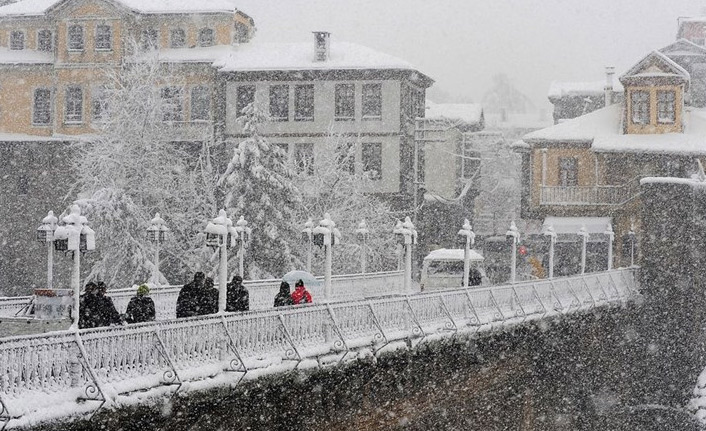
[220,104,303,278]
[72,43,218,287]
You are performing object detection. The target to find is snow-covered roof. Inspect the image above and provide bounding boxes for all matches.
[423,248,484,262]
[542,217,612,235]
[424,101,483,125]
[0,47,52,64]
[548,80,623,99]
[620,50,690,83]
[0,0,239,17]
[137,45,233,64]
[523,103,622,143]
[0,132,70,142]
[660,39,706,57]
[215,41,428,76]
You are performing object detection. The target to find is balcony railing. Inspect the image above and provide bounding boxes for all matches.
[540,177,641,207]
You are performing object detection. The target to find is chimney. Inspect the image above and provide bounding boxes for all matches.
[604,66,615,107]
[313,31,330,62]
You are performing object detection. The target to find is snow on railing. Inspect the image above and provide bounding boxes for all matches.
[0,297,32,318]
[0,268,638,429]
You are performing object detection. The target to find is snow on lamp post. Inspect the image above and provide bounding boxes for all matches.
[394,217,417,294]
[36,211,58,290]
[205,209,234,314]
[578,225,589,275]
[53,204,95,329]
[628,222,636,267]
[544,224,557,279]
[146,212,169,286]
[233,216,251,278]
[506,221,520,284]
[458,219,475,289]
[313,213,341,301]
[355,219,370,274]
[301,218,314,273]
[605,223,614,271]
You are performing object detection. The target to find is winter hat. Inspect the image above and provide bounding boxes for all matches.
[137,284,150,296]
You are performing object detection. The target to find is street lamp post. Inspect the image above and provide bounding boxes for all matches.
[578,225,589,275]
[36,211,58,290]
[355,219,370,274]
[146,212,169,286]
[458,219,475,289]
[544,224,557,279]
[233,216,251,277]
[313,213,341,301]
[628,223,636,267]
[506,221,520,284]
[53,204,95,329]
[301,218,314,273]
[605,223,614,271]
[394,217,418,294]
[205,209,235,314]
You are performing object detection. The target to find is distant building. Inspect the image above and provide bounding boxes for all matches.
[548,68,624,124]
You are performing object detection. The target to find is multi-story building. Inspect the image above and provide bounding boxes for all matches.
[516,40,706,271]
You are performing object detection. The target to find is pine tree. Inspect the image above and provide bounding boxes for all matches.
[220,104,303,278]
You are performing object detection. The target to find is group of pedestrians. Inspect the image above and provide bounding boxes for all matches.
[77,271,313,328]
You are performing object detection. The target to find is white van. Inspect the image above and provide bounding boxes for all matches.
[420,248,486,291]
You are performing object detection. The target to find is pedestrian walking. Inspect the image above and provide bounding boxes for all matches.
[95,281,121,327]
[125,284,156,324]
[201,277,219,315]
[79,282,100,329]
[226,275,249,312]
[176,272,205,318]
[274,281,294,307]
[291,279,312,305]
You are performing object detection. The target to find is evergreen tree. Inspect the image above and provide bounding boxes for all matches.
[220,104,303,278]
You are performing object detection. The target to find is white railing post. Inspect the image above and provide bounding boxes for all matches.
[544,224,556,279]
[506,221,520,284]
[605,223,614,271]
[578,225,589,275]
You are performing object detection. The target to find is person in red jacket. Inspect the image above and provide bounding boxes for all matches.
[291,279,312,305]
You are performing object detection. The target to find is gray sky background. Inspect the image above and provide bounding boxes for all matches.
[235,0,705,110]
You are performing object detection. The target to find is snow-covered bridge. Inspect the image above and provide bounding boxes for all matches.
[0,268,638,429]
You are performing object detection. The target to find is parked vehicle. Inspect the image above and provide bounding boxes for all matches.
[420,248,486,291]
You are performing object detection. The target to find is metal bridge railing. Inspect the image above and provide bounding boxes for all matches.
[0,268,638,430]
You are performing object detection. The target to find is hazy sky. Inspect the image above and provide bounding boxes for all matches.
[235,0,705,109]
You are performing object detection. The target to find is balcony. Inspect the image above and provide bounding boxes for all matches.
[540,177,641,207]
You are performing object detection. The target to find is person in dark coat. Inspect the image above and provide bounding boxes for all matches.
[79,282,100,329]
[95,281,121,327]
[125,284,156,324]
[176,271,205,318]
[291,279,312,305]
[201,277,219,315]
[226,275,249,312]
[274,281,294,307]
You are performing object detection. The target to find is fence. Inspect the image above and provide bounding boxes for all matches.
[0,268,639,430]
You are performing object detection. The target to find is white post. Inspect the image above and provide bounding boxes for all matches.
[205,209,232,314]
[314,214,340,302]
[47,241,54,290]
[154,246,160,284]
[148,213,169,286]
[458,219,475,288]
[507,221,520,284]
[395,217,417,294]
[629,222,636,267]
[356,220,370,274]
[578,225,589,275]
[544,225,556,279]
[219,240,227,313]
[605,223,614,271]
[38,211,58,290]
[404,239,412,294]
[72,249,80,326]
[325,234,332,299]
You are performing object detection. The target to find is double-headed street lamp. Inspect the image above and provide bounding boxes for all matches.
[313,213,341,301]
[457,219,475,289]
[205,209,235,314]
[36,211,58,290]
[394,216,417,294]
[301,218,314,272]
[355,219,370,274]
[506,221,520,284]
[233,216,251,277]
[53,204,95,329]
[147,212,169,286]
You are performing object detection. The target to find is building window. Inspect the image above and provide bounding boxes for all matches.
[68,25,84,51]
[657,90,676,124]
[198,28,214,47]
[37,30,53,52]
[161,87,183,122]
[170,29,185,48]
[294,84,314,121]
[362,83,382,119]
[91,86,108,122]
[412,88,425,119]
[335,83,355,120]
[631,90,649,125]
[236,85,255,118]
[558,157,578,187]
[65,86,83,123]
[234,22,249,43]
[336,142,355,175]
[95,24,112,51]
[10,31,24,50]
[33,88,52,125]
[140,28,158,51]
[269,85,289,121]
[362,143,382,180]
[190,86,210,121]
[295,143,314,175]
